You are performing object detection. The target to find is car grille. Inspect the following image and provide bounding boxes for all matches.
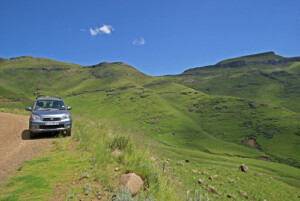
[39,125,65,129]
[43,117,61,121]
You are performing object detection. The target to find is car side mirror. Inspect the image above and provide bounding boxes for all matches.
[25,107,32,111]
[67,106,72,110]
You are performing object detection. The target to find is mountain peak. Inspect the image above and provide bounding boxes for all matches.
[242,51,275,58]
[216,51,283,66]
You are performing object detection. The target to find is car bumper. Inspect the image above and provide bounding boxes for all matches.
[29,119,72,133]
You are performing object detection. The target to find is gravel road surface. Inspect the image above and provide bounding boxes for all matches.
[0,112,52,184]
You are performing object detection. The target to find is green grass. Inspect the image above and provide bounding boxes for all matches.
[72,115,179,200]
[0,138,91,201]
[0,116,180,201]
[167,159,299,200]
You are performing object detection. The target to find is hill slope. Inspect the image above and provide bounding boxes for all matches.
[168,52,300,112]
[0,55,300,198]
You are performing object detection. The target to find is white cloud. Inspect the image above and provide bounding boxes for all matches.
[133,37,145,46]
[89,28,98,36]
[89,25,114,36]
[99,25,113,34]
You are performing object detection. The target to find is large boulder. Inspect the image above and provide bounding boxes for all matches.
[119,173,144,196]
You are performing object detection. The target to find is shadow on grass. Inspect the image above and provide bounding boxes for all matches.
[21,130,64,140]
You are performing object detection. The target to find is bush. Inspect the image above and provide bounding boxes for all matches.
[109,136,130,150]
[65,189,75,201]
[186,189,210,201]
[84,182,91,195]
[113,186,156,201]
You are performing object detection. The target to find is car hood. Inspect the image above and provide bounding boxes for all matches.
[32,110,69,116]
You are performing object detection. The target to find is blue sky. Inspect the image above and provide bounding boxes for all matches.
[0,0,299,75]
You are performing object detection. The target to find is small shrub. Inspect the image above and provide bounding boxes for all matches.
[113,186,156,201]
[84,182,91,195]
[186,189,210,201]
[113,186,132,201]
[65,189,75,201]
[109,136,130,150]
[81,171,90,179]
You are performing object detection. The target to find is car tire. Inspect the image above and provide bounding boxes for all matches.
[66,130,71,136]
[29,131,35,139]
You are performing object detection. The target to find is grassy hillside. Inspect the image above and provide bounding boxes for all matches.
[169,52,300,112]
[1,115,299,201]
[0,54,299,200]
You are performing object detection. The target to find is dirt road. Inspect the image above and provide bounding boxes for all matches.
[0,112,51,184]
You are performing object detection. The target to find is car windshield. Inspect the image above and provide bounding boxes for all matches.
[33,100,66,111]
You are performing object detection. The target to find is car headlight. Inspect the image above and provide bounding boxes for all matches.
[31,114,41,120]
[61,114,70,120]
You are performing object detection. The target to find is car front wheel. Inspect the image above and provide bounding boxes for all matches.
[66,130,71,136]
[29,131,35,139]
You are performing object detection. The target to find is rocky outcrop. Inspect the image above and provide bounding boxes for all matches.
[9,56,34,60]
[242,51,275,58]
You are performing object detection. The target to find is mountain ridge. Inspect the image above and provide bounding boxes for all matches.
[182,51,300,75]
[2,51,299,75]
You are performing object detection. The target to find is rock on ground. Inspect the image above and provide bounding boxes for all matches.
[240,190,248,199]
[239,164,249,172]
[119,173,144,196]
[111,149,122,157]
[197,179,204,184]
[209,175,219,180]
[208,185,215,192]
